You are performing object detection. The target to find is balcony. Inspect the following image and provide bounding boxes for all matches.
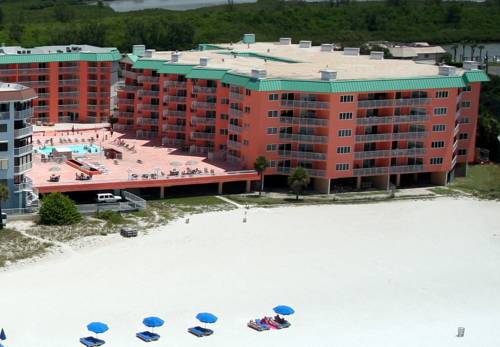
[14,108,33,120]
[277,167,326,177]
[191,132,215,140]
[59,66,79,73]
[37,93,50,99]
[0,69,18,75]
[162,137,185,146]
[164,95,187,103]
[192,101,216,110]
[454,123,460,136]
[118,111,135,119]
[14,162,33,174]
[123,70,137,79]
[278,150,327,161]
[164,80,187,88]
[138,104,160,111]
[164,110,186,118]
[192,117,216,126]
[391,131,428,140]
[389,164,425,174]
[117,84,139,92]
[228,124,244,133]
[355,133,392,142]
[19,68,50,75]
[226,154,243,164]
[279,133,328,143]
[21,80,49,86]
[88,79,109,87]
[354,148,426,159]
[89,67,112,73]
[87,92,110,98]
[136,130,158,139]
[229,92,244,100]
[14,177,34,193]
[140,90,160,97]
[280,100,330,109]
[58,91,80,98]
[356,114,429,125]
[279,116,328,127]
[59,79,80,86]
[14,125,33,138]
[453,140,459,152]
[357,97,431,108]
[119,98,135,105]
[353,167,389,176]
[59,104,79,111]
[34,105,50,112]
[227,140,242,149]
[451,155,457,167]
[163,124,186,132]
[14,143,33,156]
[229,108,244,118]
[136,117,159,126]
[138,75,160,83]
[193,86,217,94]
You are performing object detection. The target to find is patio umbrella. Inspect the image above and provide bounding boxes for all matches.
[49,166,60,172]
[0,328,6,340]
[273,305,295,316]
[170,161,183,167]
[87,322,109,336]
[196,312,218,325]
[185,160,198,166]
[143,316,164,332]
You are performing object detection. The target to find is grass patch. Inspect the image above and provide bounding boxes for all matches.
[429,187,462,196]
[96,210,126,228]
[451,164,500,199]
[0,228,51,267]
[28,217,110,243]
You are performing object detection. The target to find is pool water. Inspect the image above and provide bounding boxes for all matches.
[37,144,102,155]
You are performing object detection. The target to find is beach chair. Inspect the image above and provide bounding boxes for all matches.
[270,316,291,329]
[79,336,105,347]
[136,331,160,342]
[188,326,213,337]
[247,319,270,331]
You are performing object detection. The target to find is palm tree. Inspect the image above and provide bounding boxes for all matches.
[461,41,467,61]
[287,167,310,201]
[478,45,485,62]
[253,156,268,196]
[470,43,478,61]
[108,115,118,130]
[0,184,10,229]
[451,44,458,62]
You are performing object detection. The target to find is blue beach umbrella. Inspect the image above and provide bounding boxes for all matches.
[196,312,218,324]
[273,305,295,316]
[87,322,109,335]
[0,328,5,340]
[143,316,164,332]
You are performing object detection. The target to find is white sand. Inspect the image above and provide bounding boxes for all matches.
[1,198,500,347]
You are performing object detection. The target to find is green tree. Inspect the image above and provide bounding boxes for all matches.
[0,8,4,27]
[478,45,485,61]
[54,3,75,22]
[446,4,462,25]
[253,156,268,196]
[39,192,81,226]
[287,167,310,200]
[108,115,118,130]
[0,184,10,230]
[8,23,25,43]
[451,44,458,62]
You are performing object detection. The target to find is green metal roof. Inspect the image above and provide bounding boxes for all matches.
[463,70,490,83]
[157,64,196,75]
[0,50,121,64]
[186,68,229,80]
[198,44,231,51]
[132,59,167,70]
[125,53,139,63]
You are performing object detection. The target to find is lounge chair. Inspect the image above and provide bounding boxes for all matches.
[79,336,105,347]
[247,319,270,331]
[188,326,213,337]
[136,331,160,342]
[270,316,291,329]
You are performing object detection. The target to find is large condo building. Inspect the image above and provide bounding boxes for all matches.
[0,45,121,125]
[116,36,488,192]
[0,82,38,209]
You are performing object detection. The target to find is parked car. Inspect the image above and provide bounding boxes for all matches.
[120,227,138,238]
[96,193,122,203]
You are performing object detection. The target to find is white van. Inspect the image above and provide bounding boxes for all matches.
[96,193,122,203]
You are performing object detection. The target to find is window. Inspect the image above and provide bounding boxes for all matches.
[458,133,469,140]
[336,146,351,154]
[0,124,7,132]
[268,160,277,168]
[267,127,277,135]
[436,90,449,98]
[219,129,228,135]
[266,144,277,151]
[461,101,472,108]
[434,107,448,116]
[459,117,471,124]
[245,89,251,96]
[269,93,279,101]
[221,98,229,105]
[340,95,354,103]
[0,159,7,170]
[336,163,349,171]
[432,124,446,132]
[0,143,7,151]
[267,110,278,118]
[339,112,353,120]
[338,129,352,137]
[462,85,472,92]
[458,149,467,156]
[430,157,443,165]
[220,113,228,120]
[243,139,249,145]
[431,141,445,148]
[244,106,251,113]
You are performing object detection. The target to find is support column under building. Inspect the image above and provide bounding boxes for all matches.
[395,174,401,187]
[356,176,362,190]
[218,182,223,195]
[160,186,165,199]
[245,180,252,193]
[372,175,390,190]
[313,178,331,194]
[430,172,448,186]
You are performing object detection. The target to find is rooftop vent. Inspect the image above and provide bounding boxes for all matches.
[143,49,155,58]
[438,65,457,76]
[171,52,181,63]
[280,37,292,45]
[299,40,312,48]
[251,68,267,79]
[243,33,256,44]
[320,69,337,81]
[463,61,479,71]
[321,44,333,52]
[343,47,360,56]
[199,57,210,67]
[132,44,146,57]
[370,51,384,60]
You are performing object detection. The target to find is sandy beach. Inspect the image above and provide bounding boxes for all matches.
[1,197,499,347]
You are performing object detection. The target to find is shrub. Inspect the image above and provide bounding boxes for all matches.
[95,210,125,225]
[39,193,81,225]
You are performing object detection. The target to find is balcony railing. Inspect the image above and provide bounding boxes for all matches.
[391,131,428,140]
[454,123,460,136]
[59,79,80,86]
[278,150,327,161]
[192,101,216,110]
[14,125,33,138]
[14,143,33,156]
[138,75,160,83]
[193,86,217,94]
[229,92,244,100]
[354,148,426,159]
[58,91,80,98]
[191,132,215,140]
[164,110,186,118]
[118,111,135,118]
[34,105,50,112]
[353,167,389,176]
[19,68,50,75]
[14,162,33,174]
[119,98,135,105]
[279,116,328,127]
[164,95,187,103]
[279,133,328,143]
[389,164,425,174]
[117,84,139,92]
[355,164,425,176]
[277,167,326,177]
[140,90,160,97]
[355,133,392,142]
[20,80,49,86]
[88,92,110,98]
[280,100,330,109]
[227,140,242,149]
[163,124,186,132]
[59,66,79,73]
[191,117,216,125]
[162,137,186,146]
[164,80,187,88]
[228,124,244,133]
[138,104,160,111]
[226,154,243,164]
[136,130,158,139]
[229,108,244,118]
[356,114,429,125]
[357,98,431,108]
[14,108,33,120]
[14,177,34,192]
[453,140,459,152]
[59,104,80,110]
[136,117,159,126]
[123,70,137,79]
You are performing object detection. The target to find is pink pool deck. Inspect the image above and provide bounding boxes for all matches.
[30,128,258,194]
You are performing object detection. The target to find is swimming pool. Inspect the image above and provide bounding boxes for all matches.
[37,144,102,155]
